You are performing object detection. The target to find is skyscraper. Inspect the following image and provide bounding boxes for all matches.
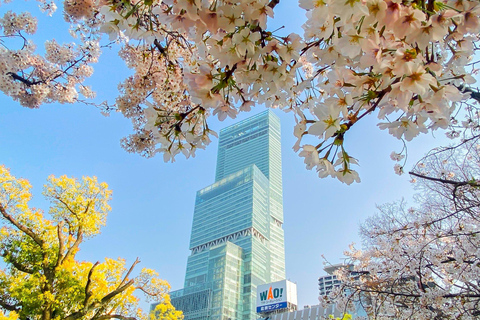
[168,110,286,320]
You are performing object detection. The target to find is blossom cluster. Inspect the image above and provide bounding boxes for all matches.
[0,8,103,108]
[95,0,302,160]
[294,0,479,183]
[1,0,479,182]
[116,41,214,160]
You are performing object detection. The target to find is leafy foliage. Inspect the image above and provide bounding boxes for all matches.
[0,165,182,320]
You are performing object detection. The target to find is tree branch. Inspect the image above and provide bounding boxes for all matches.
[64,278,135,320]
[1,251,35,274]
[351,286,480,299]
[409,171,480,188]
[53,197,80,219]
[457,85,480,103]
[92,259,140,319]
[0,298,20,312]
[0,203,43,247]
[65,260,140,320]
[153,39,166,56]
[7,72,38,86]
[90,279,135,320]
[95,316,136,320]
[118,258,140,288]
[101,280,135,305]
[268,0,280,9]
[55,221,65,268]
[84,261,100,307]
[63,225,83,263]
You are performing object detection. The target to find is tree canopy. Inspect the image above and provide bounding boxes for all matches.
[1,0,478,183]
[0,165,182,320]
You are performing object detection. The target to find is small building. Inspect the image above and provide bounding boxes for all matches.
[318,264,361,296]
[256,304,350,320]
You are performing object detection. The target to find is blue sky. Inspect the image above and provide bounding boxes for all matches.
[0,0,453,310]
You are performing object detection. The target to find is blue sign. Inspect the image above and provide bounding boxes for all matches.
[256,302,288,313]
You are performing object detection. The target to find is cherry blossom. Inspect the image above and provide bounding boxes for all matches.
[0,0,479,184]
[327,140,480,319]
[294,0,480,182]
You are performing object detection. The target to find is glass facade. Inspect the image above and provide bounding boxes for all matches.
[170,110,286,320]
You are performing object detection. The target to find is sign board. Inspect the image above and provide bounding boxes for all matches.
[256,280,297,313]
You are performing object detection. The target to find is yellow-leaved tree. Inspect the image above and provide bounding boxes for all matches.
[0,165,182,320]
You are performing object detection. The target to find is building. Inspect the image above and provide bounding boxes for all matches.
[256,305,347,320]
[318,264,361,297]
[168,110,286,320]
[317,264,366,319]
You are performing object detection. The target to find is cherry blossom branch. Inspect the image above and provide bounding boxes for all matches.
[267,0,280,9]
[457,85,480,103]
[347,285,480,299]
[414,135,480,161]
[408,171,480,188]
[7,72,40,86]
[352,90,388,125]
[153,39,166,56]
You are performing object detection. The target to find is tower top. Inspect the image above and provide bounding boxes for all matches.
[215,110,281,182]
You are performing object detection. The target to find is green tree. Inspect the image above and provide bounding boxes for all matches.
[0,165,182,320]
